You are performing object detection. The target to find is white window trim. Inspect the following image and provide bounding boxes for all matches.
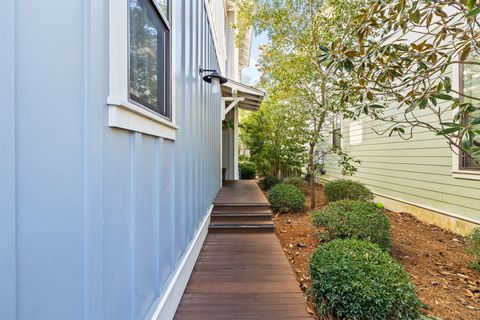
[450,55,480,180]
[108,0,178,140]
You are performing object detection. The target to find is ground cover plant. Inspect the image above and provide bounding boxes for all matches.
[260,175,281,190]
[268,183,305,213]
[465,227,480,271]
[310,238,422,320]
[324,179,373,202]
[239,162,256,179]
[312,199,392,250]
[283,176,309,195]
[272,184,480,320]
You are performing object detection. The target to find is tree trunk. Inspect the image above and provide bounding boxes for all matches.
[308,142,316,209]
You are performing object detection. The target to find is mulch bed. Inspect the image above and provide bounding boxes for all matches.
[266,183,480,320]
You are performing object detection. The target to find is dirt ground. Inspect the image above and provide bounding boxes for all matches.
[269,184,480,320]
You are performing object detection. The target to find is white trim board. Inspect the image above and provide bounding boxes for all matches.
[145,205,212,320]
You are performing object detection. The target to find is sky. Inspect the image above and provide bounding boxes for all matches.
[241,32,269,85]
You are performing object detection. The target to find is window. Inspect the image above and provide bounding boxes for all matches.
[129,0,171,119]
[332,114,342,149]
[459,51,480,170]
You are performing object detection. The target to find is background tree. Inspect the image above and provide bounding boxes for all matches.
[241,99,308,177]
[237,0,366,208]
[322,0,480,162]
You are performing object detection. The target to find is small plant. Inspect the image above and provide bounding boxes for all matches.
[260,176,281,190]
[239,162,256,180]
[268,184,305,213]
[465,227,480,271]
[283,176,309,194]
[324,179,373,202]
[312,200,392,250]
[309,239,422,320]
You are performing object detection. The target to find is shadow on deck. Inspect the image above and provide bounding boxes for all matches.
[174,180,313,319]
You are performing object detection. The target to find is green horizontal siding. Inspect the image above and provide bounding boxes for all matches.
[319,109,480,224]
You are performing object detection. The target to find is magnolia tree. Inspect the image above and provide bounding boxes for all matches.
[237,0,366,208]
[321,0,480,162]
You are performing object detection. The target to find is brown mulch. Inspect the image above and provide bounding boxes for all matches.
[268,183,480,320]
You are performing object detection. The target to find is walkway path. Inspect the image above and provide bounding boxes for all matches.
[174,180,313,319]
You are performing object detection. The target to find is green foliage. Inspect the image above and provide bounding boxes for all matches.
[309,239,422,320]
[268,184,305,213]
[312,200,392,250]
[465,227,480,271]
[236,0,365,208]
[239,162,256,180]
[283,176,309,194]
[324,179,373,202]
[240,100,307,177]
[260,176,281,190]
[323,0,480,162]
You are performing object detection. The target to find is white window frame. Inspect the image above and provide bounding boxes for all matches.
[108,0,178,140]
[451,56,480,180]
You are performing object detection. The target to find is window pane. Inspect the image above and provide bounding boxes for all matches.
[462,51,480,169]
[129,0,169,118]
[154,0,168,19]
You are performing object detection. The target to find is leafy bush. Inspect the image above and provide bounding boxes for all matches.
[312,200,392,250]
[260,176,281,190]
[465,227,480,270]
[239,162,256,179]
[310,239,421,320]
[324,179,373,202]
[268,184,305,213]
[283,176,309,194]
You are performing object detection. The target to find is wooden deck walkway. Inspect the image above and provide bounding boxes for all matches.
[174,180,312,319]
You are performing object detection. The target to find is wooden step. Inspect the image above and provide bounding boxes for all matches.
[213,205,271,214]
[211,212,273,222]
[212,204,271,210]
[209,222,275,233]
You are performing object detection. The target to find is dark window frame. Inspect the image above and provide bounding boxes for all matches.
[332,114,342,149]
[459,56,480,171]
[128,0,172,120]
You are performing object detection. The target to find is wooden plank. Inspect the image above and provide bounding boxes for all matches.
[174,181,312,319]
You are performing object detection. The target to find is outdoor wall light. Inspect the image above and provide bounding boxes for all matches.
[199,68,228,94]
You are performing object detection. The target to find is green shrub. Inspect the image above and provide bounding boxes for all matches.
[260,176,281,190]
[239,162,256,179]
[312,200,392,250]
[283,176,309,194]
[465,227,480,270]
[310,239,421,320]
[268,184,305,213]
[324,179,373,202]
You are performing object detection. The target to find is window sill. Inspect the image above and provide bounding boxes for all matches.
[451,170,480,181]
[107,96,178,140]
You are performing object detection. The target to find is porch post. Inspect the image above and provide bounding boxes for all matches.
[233,106,239,180]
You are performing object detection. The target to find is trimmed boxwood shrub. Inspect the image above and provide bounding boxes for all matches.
[310,239,421,320]
[239,162,256,179]
[465,227,480,270]
[261,176,281,190]
[312,200,392,250]
[324,179,373,202]
[268,184,305,213]
[283,176,309,194]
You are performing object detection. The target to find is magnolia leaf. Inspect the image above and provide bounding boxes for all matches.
[461,46,471,61]
[437,127,461,135]
[435,93,453,100]
[466,7,480,18]
[444,77,452,93]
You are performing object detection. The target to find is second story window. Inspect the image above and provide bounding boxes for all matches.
[460,51,480,170]
[129,0,171,119]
